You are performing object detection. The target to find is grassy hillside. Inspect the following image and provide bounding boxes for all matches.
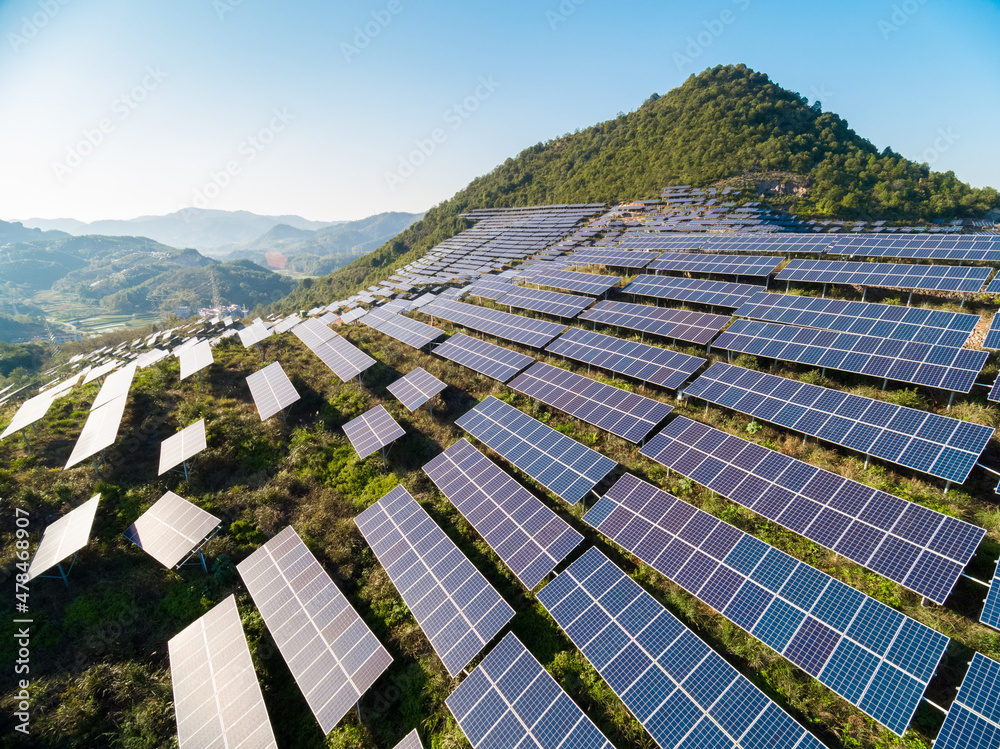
[272,64,999,313]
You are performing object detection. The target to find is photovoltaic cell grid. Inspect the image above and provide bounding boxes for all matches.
[433,333,534,382]
[509,362,673,443]
[178,340,214,380]
[423,438,582,589]
[537,547,826,749]
[360,309,443,348]
[685,362,993,484]
[91,362,136,410]
[158,419,208,476]
[579,299,730,346]
[647,253,783,277]
[1,391,56,439]
[64,393,129,469]
[640,417,985,604]
[237,526,393,734]
[776,259,990,293]
[983,313,1000,351]
[494,285,595,318]
[983,562,1000,630]
[342,405,405,459]
[934,653,1000,749]
[246,362,301,421]
[456,396,617,505]
[26,494,100,581]
[391,729,424,749]
[294,320,377,381]
[623,275,763,308]
[519,267,621,296]
[168,595,278,749]
[354,486,514,676]
[586,474,948,735]
[566,247,661,269]
[831,233,1000,261]
[713,319,988,393]
[123,491,221,569]
[984,276,1000,294]
[239,321,273,348]
[446,633,615,749]
[465,277,516,300]
[734,291,979,348]
[421,299,567,348]
[387,368,447,411]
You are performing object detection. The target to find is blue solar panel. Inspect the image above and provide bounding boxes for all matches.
[713,319,988,393]
[545,327,705,390]
[640,417,985,604]
[354,486,514,676]
[585,473,949,735]
[432,333,534,382]
[684,362,993,484]
[420,299,566,348]
[735,292,978,348]
[935,653,1000,749]
[984,313,1000,351]
[565,247,660,269]
[455,396,616,505]
[831,234,1000,262]
[776,259,990,293]
[982,559,1000,630]
[508,362,673,443]
[623,275,763,308]
[579,299,731,345]
[646,253,783,277]
[537,547,827,749]
[518,267,620,295]
[423,438,582,589]
[494,286,595,318]
[446,633,614,749]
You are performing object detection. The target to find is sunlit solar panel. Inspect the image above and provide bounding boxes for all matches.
[246,362,300,421]
[26,494,100,581]
[123,490,221,569]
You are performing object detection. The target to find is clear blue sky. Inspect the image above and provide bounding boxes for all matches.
[1,0,997,223]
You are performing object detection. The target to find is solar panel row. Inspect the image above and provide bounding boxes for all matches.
[361,309,444,348]
[623,275,763,308]
[494,285,595,318]
[433,333,535,382]
[647,252,783,277]
[776,259,990,293]
[982,560,1000,631]
[579,299,731,345]
[342,405,405,459]
[934,653,1000,749]
[421,299,567,348]
[518,267,620,296]
[246,362,301,421]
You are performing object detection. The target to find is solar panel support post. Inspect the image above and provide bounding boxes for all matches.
[862,287,867,302]
[944,480,952,493]
[947,392,955,412]
[35,554,75,587]
[822,283,827,299]
[19,429,30,451]
[907,291,913,307]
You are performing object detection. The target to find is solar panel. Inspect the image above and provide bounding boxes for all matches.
[776,259,990,293]
[446,632,615,749]
[91,362,137,410]
[237,526,393,733]
[179,341,214,380]
[935,653,1000,749]
[354,486,514,676]
[565,247,660,269]
[342,404,405,459]
[420,299,566,348]
[713,319,988,393]
[518,267,620,296]
[168,595,278,749]
[647,253,783,277]
[360,309,444,348]
[586,474,949,735]
[273,314,301,334]
[1,391,55,440]
[135,348,170,369]
[537,547,826,749]
[983,560,1000,630]
[984,312,1000,351]
[123,490,221,568]
[685,362,993,484]
[493,286,594,318]
[423,438,582,589]
[984,276,1000,295]
[26,494,100,581]
[391,729,424,749]
[623,275,762,308]
[433,333,534,382]
[64,393,129,469]
[245,362,301,421]
[465,277,516,300]
[546,327,705,390]
[831,234,1000,262]
[387,368,447,412]
[509,362,673,443]
[239,320,273,347]
[455,396,616,504]
[578,299,731,345]
[158,419,208,476]
[734,291,979,348]
[82,359,121,384]
[640,417,985,604]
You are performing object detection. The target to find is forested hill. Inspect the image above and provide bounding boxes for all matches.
[273,63,999,312]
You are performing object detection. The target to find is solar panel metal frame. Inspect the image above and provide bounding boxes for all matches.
[387,368,447,412]
[245,362,301,421]
[26,494,100,581]
[423,438,582,589]
[509,361,673,443]
[354,485,514,676]
[579,299,730,345]
[64,393,129,469]
[934,652,1000,749]
[640,416,985,604]
[122,490,222,569]
[158,419,208,476]
[342,404,405,458]
[432,333,535,382]
[685,362,993,484]
[420,299,566,348]
[178,341,214,380]
[537,546,826,749]
[237,525,393,734]
[446,632,615,749]
[168,595,278,749]
[455,396,616,505]
[586,473,948,735]
[776,259,990,293]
